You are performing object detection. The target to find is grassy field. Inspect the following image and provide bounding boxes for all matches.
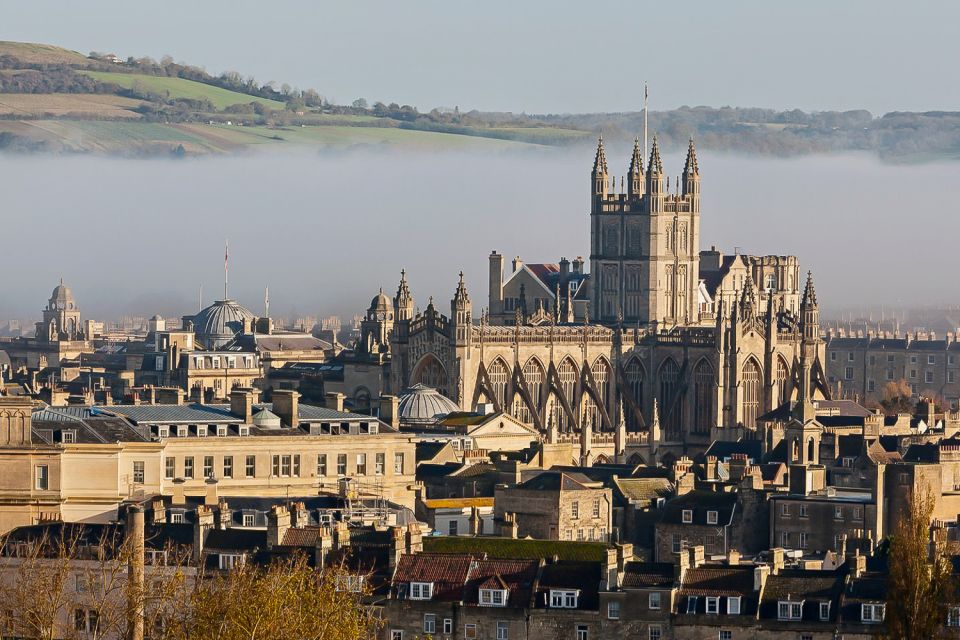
[0,94,144,118]
[81,71,286,110]
[0,41,88,64]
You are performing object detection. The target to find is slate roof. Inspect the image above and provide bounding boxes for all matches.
[678,565,759,615]
[660,490,737,526]
[464,558,539,608]
[518,471,596,491]
[699,254,747,297]
[621,561,676,589]
[758,568,847,622]
[613,478,673,503]
[535,561,601,609]
[701,440,762,463]
[422,537,610,562]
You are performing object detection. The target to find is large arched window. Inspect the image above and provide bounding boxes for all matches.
[584,357,611,430]
[692,360,715,434]
[486,358,509,410]
[624,358,645,430]
[514,358,544,424]
[551,358,578,432]
[412,355,449,397]
[776,356,790,407]
[741,358,762,428]
[658,359,682,440]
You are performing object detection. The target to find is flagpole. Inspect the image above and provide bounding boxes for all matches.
[224,239,229,300]
[643,82,649,160]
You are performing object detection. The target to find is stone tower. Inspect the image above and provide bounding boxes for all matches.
[451,272,472,347]
[37,280,82,342]
[590,136,701,327]
[799,271,820,403]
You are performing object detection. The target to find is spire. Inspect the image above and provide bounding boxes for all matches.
[683,137,699,175]
[591,136,609,198]
[739,271,757,321]
[593,135,608,174]
[394,269,414,321]
[453,271,470,305]
[801,271,820,342]
[628,137,645,198]
[647,136,663,175]
[801,271,818,309]
[683,137,701,199]
[646,135,664,202]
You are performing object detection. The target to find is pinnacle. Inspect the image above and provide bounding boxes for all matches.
[648,135,663,174]
[684,137,699,174]
[629,137,644,175]
[593,135,608,174]
[802,271,818,308]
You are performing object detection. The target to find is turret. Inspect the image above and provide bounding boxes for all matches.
[628,137,645,199]
[646,136,664,212]
[394,269,414,322]
[739,271,757,323]
[800,271,820,343]
[592,136,609,199]
[682,138,700,199]
[451,272,472,347]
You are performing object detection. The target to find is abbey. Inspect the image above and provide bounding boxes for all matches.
[373,138,830,459]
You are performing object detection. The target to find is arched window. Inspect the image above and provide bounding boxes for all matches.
[515,358,544,424]
[486,359,509,410]
[412,355,449,397]
[624,358,645,430]
[776,357,790,407]
[584,357,611,430]
[741,358,762,428]
[807,437,816,463]
[551,358,578,432]
[354,388,372,415]
[658,359,682,440]
[692,360,715,434]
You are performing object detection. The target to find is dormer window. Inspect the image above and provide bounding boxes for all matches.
[177,425,187,438]
[778,601,803,621]
[862,603,885,623]
[682,509,693,523]
[158,426,169,438]
[705,596,719,614]
[61,430,76,444]
[479,588,509,607]
[217,425,228,437]
[820,601,831,621]
[706,510,718,525]
[686,596,698,613]
[842,457,855,468]
[549,590,579,608]
[728,596,741,615]
[239,426,250,437]
[409,582,433,600]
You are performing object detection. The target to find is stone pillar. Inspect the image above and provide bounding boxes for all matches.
[125,505,145,640]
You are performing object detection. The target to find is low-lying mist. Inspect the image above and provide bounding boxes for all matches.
[1,147,956,325]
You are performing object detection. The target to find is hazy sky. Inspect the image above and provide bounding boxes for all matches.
[4,0,958,114]
[1,149,956,325]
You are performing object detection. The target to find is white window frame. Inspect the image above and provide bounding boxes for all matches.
[496,620,509,640]
[778,600,803,621]
[706,596,719,614]
[479,588,508,607]
[409,582,433,601]
[820,601,831,621]
[648,626,662,640]
[443,618,453,634]
[464,623,477,639]
[422,613,436,634]
[728,596,741,615]
[649,591,661,610]
[35,464,49,490]
[862,603,885,623]
[607,600,620,619]
[549,589,579,608]
[575,624,588,640]
[707,510,718,525]
[687,596,698,613]
[682,509,693,523]
[219,553,245,570]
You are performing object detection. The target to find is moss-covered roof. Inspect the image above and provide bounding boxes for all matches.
[423,536,610,562]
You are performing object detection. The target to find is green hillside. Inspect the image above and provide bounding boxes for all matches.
[80,71,286,110]
[0,41,87,64]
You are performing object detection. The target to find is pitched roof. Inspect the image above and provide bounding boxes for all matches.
[622,561,676,589]
[393,553,476,601]
[660,490,737,526]
[613,477,673,503]
[464,558,539,607]
[759,568,846,622]
[518,471,597,491]
[423,536,609,562]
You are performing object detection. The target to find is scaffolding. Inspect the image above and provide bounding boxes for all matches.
[338,476,388,527]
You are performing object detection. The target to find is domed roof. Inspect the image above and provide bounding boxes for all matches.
[252,406,282,429]
[370,289,391,312]
[48,280,76,309]
[396,383,460,425]
[191,299,254,349]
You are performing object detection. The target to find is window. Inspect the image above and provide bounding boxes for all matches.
[204,456,214,478]
[62,430,76,443]
[853,507,862,519]
[164,457,175,479]
[375,452,385,475]
[35,465,49,490]
[497,620,509,640]
[910,369,917,379]
[197,425,207,437]
[781,531,790,547]
[394,452,404,474]
[245,455,256,477]
[845,367,854,380]
[648,626,661,640]
[480,588,508,606]
[929,355,936,365]
[948,606,960,627]
[887,354,895,363]
[293,454,301,477]
[356,453,367,475]
[672,533,682,554]
[799,532,808,549]
[842,456,855,468]
[390,631,402,640]
[337,454,347,475]
[781,503,790,516]
[707,510,718,524]
[443,619,453,634]
[572,501,579,519]
[862,603,885,623]
[158,425,170,438]
[242,513,255,527]
[686,596,699,613]
[592,498,600,518]
[886,368,894,380]
[464,624,477,639]
[950,371,956,384]
[728,596,741,615]
[682,509,693,523]
[576,625,588,640]
[926,371,935,384]
[549,589,579,608]
[778,601,802,620]
[649,591,661,609]
[830,352,837,361]
[219,553,245,570]
[317,454,327,476]
[706,596,719,614]
[911,355,918,364]
[133,460,145,484]
[423,614,435,634]
[718,632,732,640]
[868,379,875,392]
[820,601,831,621]
[409,582,433,600]
[169,511,185,524]
[183,457,194,479]
[608,601,620,619]
[799,504,808,518]
[223,456,233,478]
[273,454,294,476]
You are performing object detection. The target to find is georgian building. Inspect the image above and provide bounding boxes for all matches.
[384,139,830,460]
[3,281,96,371]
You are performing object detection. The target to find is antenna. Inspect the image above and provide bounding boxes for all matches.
[643,82,649,161]
[224,239,229,300]
[265,287,270,318]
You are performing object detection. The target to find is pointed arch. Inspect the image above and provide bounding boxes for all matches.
[657,357,682,440]
[622,357,646,430]
[548,357,579,432]
[692,358,715,435]
[741,356,763,428]
[776,355,791,407]
[486,358,510,411]
[514,357,546,424]
[412,354,449,397]
[583,356,612,431]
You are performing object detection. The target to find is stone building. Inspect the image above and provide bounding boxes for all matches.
[387,139,830,461]
[3,281,95,371]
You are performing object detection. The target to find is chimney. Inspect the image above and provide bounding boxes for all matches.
[314,527,333,567]
[771,547,785,573]
[688,545,705,569]
[230,387,255,423]
[754,564,771,591]
[193,505,214,563]
[379,395,399,428]
[674,545,690,581]
[149,497,166,525]
[389,526,405,572]
[204,477,218,506]
[155,387,183,405]
[559,257,570,282]
[469,506,481,536]
[489,251,504,314]
[572,256,584,274]
[325,391,345,413]
[604,547,619,590]
[171,478,186,506]
[272,390,300,428]
[125,505,145,640]
[727,549,741,566]
[512,256,523,273]
[851,549,867,579]
[215,500,231,529]
[334,521,351,550]
[290,501,309,528]
[267,505,291,549]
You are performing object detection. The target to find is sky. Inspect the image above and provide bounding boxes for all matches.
[1,149,956,325]
[4,0,959,115]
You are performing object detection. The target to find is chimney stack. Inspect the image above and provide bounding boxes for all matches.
[325,392,345,413]
[272,390,300,428]
[230,387,256,424]
[379,395,399,428]
[193,505,214,562]
[267,505,291,549]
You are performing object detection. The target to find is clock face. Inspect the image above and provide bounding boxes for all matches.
[376,312,386,321]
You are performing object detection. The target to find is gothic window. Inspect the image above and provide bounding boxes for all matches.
[603,221,619,256]
[741,358,762,428]
[585,357,611,430]
[602,265,619,318]
[678,223,688,254]
[626,223,643,258]
[624,358,645,430]
[692,360,715,434]
[776,357,790,407]
[665,267,675,319]
[412,355,449,397]
[552,358,578,432]
[765,274,777,292]
[487,359,509,410]
[658,359,682,440]
[515,358,544,424]
[665,225,673,252]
